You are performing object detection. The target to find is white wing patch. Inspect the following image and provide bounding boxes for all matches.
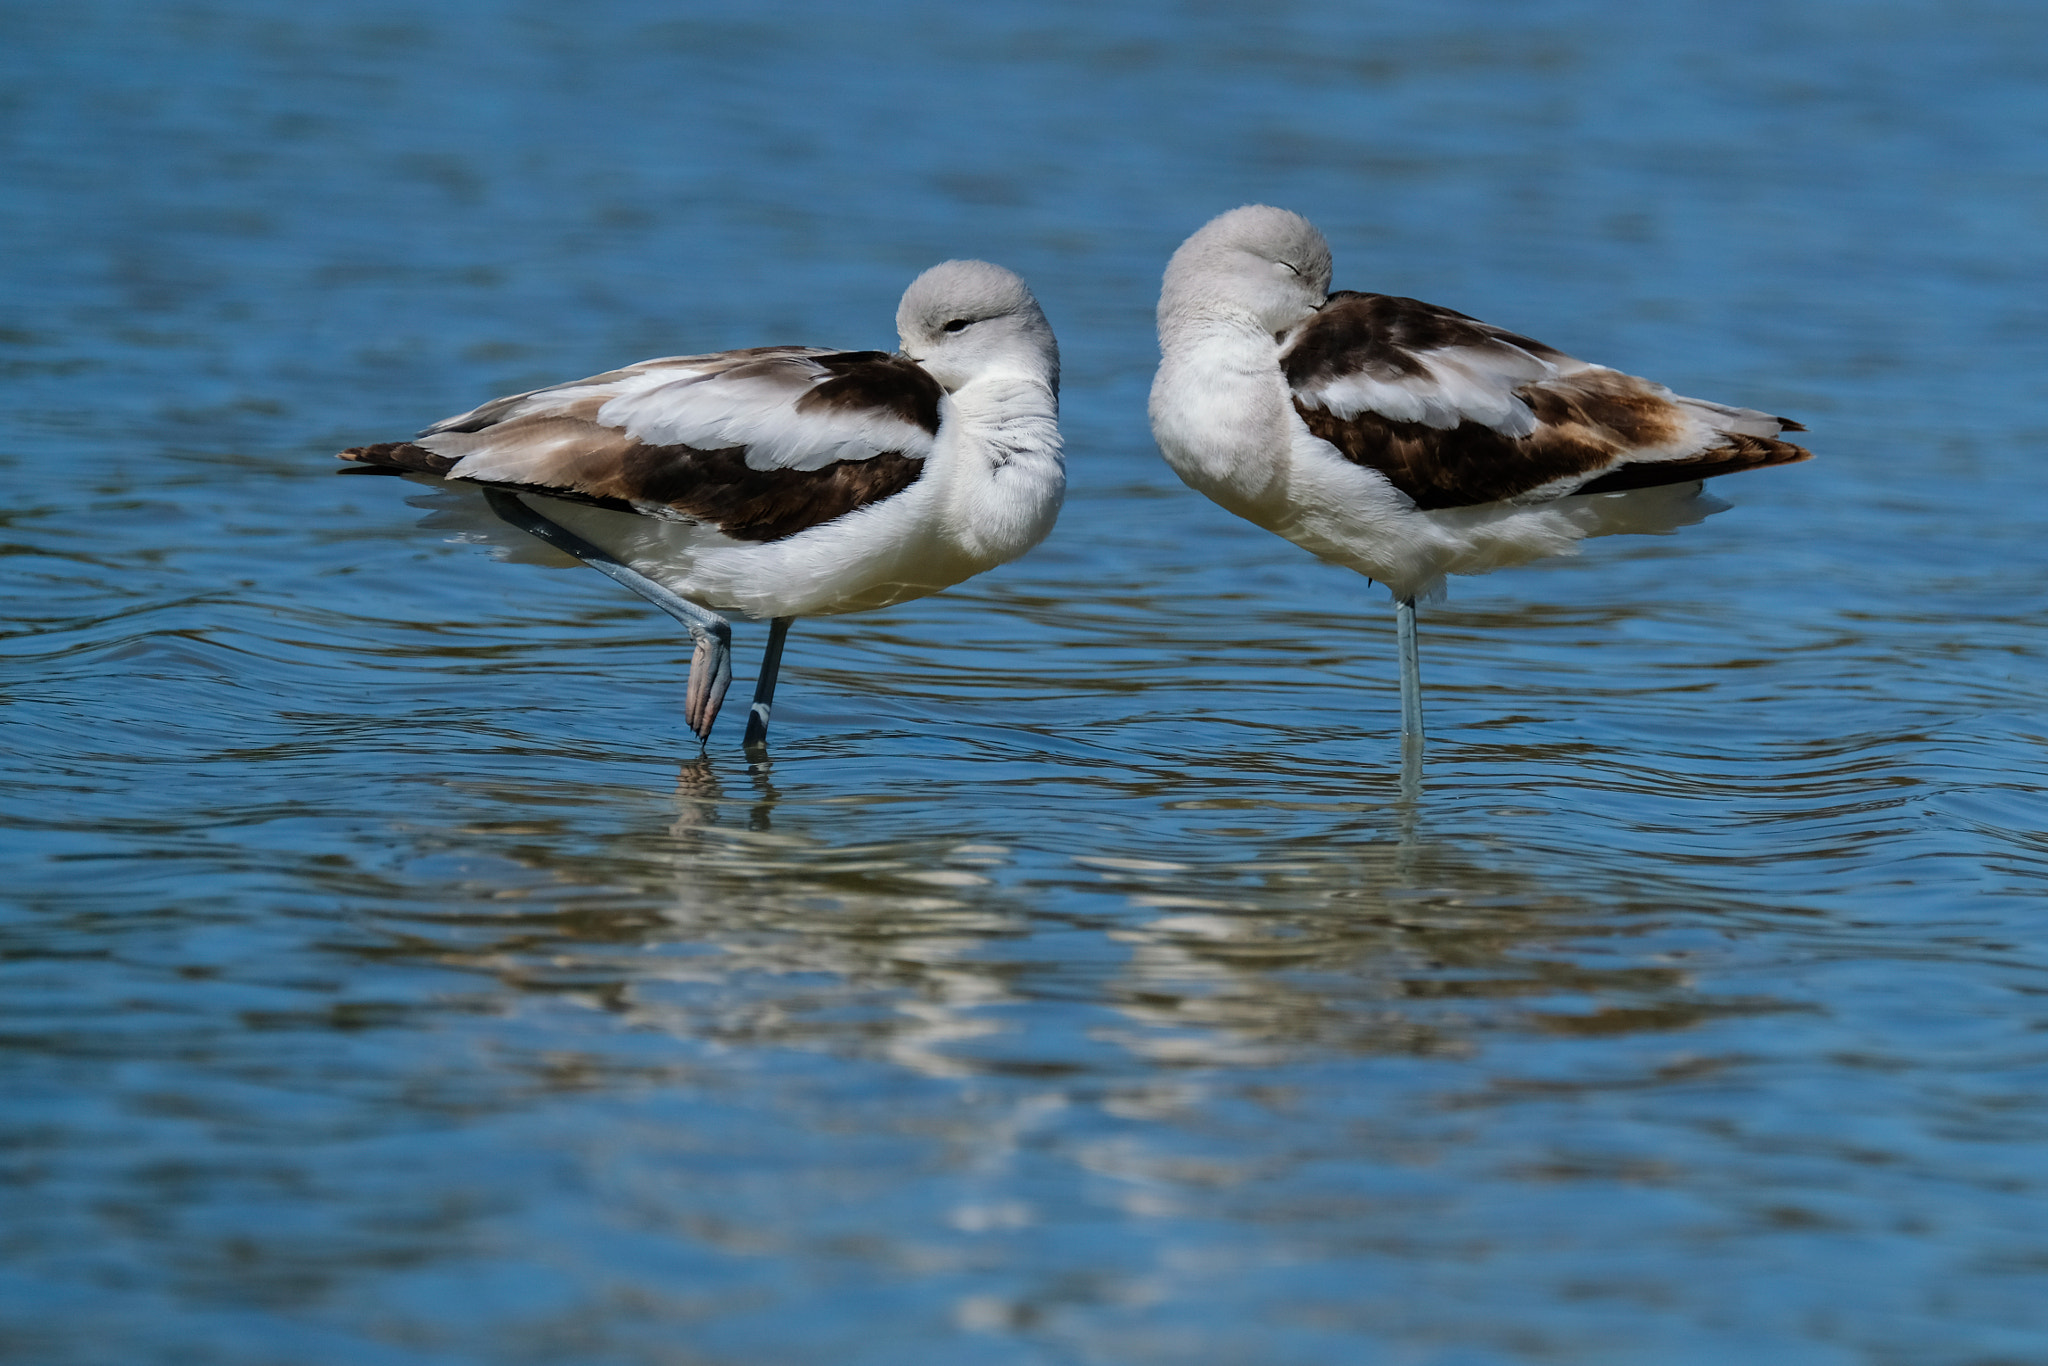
[599,366,934,472]
[412,350,939,490]
[1294,341,1595,438]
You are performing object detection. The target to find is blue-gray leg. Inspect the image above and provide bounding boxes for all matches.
[1396,595,1425,750]
[482,489,734,740]
[741,617,793,748]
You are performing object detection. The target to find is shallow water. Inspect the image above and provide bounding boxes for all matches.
[5,2,2048,1362]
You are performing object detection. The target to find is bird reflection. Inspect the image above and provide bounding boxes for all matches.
[651,757,1034,1081]
[335,757,1783,1090]
[672,754,776,833]
[1079,804,1783,1069]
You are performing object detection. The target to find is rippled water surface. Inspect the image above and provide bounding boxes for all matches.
[6,2,2048,1362]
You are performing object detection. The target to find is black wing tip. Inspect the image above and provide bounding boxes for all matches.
[336,441,458,475]
[1574,434,1813,497]
[1777,416,1808,433]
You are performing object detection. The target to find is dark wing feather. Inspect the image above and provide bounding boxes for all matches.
[1285,293,1810,510]
[340,349,943,543]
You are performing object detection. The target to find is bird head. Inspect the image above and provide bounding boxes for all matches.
[897,260,1060,396]
[1159,204,1334,335]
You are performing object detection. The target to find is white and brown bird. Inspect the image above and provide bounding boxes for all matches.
[1149,205,1811,746]
[340,260,1064,745]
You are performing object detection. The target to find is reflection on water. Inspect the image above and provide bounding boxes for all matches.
[393,757,1794,1084]
[8,0,2048,1361]
[77,737,2001,1362]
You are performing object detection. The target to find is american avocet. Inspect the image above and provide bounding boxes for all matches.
[340,260,1063,746]
[1149,205,1812,749]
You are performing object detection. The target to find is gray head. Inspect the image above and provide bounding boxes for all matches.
[1158,205,1334,334]
[897,260,1059,395]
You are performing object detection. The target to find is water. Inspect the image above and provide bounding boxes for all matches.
[5,2,2047,1362]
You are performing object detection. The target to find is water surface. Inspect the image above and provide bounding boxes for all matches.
[5,2,2048,1362]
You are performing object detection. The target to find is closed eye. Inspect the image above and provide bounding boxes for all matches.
[942,318,973,333]
[1278,261,1302,277]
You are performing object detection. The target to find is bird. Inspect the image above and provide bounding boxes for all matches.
[338,259,1064,746]
[1149,205,1811,748]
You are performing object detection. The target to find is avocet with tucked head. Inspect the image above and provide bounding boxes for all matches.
[340,260,1063,745]
[1150,205,1811,747]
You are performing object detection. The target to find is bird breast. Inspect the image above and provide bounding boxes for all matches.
[1150,328,1295,520]
[928,378,1065,565]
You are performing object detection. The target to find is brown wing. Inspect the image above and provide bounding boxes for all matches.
[340,349,943,543]
[1285,293,1811,511]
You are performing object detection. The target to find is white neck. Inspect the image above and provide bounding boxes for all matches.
[926,372,1064,564]
[1150,314,1293,518]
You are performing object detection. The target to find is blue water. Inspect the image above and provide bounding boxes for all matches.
[5,2,2048,1362]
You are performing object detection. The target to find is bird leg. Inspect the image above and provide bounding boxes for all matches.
[741,617,793,748]
[685,633,736,742]
[482,489,734,740]
[1396,596,1425,748]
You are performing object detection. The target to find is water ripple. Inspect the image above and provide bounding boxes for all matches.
[7,2,2048,1360]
